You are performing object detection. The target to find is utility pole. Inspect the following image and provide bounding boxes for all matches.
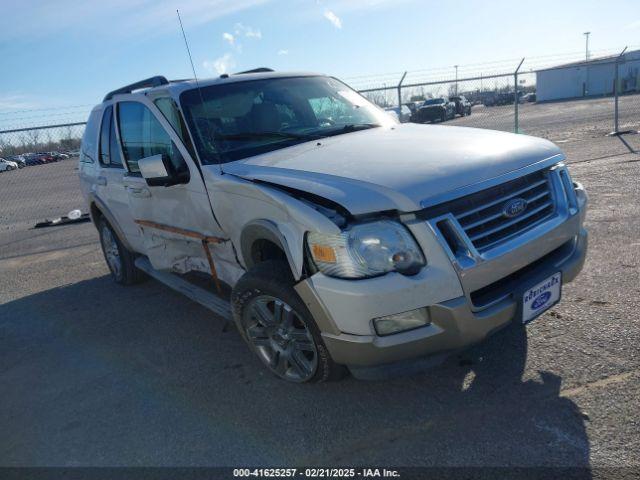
[454,65,459,96]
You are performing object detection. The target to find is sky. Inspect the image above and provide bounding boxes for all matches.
[1,0,639,125]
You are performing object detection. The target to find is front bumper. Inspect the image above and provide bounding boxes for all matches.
[294,177,588,372]
[316,228,586,369]
[416,108,445,121]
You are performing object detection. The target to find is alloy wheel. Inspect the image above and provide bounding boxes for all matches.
[243,295,318,382]
[100,225,122,278]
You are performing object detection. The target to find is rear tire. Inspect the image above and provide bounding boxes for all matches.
[231,260,346,383]
[98,218,146,285]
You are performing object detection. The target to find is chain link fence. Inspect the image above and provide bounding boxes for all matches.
[1,54,639,260]
[0,123,87,259]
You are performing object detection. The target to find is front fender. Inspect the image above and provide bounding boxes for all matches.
[203,170,341,280]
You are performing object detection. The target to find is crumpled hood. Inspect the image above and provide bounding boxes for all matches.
[223,123,563,215]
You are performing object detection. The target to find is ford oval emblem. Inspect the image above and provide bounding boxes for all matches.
[503,198,528,218]
[532,291,552,310]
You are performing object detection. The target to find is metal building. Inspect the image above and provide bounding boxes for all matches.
[536,49,640,102]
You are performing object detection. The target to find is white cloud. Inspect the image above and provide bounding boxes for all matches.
[1,0,271,40]
[203,53,236,75]
[222,32,235,45]
[277,49,289,56]
[0,94,40,111]
[234,22,262,39]
[625,20,640,30]
[323,10,342,29]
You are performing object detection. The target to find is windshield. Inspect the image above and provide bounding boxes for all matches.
[179,76,394,163]
[424,98,445,105]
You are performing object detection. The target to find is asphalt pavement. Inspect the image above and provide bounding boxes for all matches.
[0,101,639,470]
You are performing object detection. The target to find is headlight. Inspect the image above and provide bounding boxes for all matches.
[307,220,425,279]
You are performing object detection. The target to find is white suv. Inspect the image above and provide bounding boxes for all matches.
[79,70,588,382]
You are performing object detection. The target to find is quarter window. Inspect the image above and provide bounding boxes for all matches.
[80,109,101,163]
[117,101,188,179]
[154,97,197,159]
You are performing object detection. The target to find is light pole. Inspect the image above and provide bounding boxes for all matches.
[583,32,591,96]
[454,65,459,96]
[583,31,590,62]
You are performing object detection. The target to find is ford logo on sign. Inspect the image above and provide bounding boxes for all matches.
[532,291,552,310]
[503,198,528,218]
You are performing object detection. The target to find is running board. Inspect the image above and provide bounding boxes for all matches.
[135,257,232,321]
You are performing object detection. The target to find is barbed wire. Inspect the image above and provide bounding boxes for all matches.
[1,45,638,127]
[344,45,640,89]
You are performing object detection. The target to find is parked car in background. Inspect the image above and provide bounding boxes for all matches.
[384,105,412,123]
[521,93,536,103]
[0,158,19,172]
[7,155,26,168]
[35,152,56,163]
[404,102,422,115]
[411,97,455,123]
[496,92,515,106]
[23,154,43,166]
[450,96,472,116]
[47,152,66,160]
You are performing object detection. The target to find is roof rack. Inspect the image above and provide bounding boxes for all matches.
[234,68,274,75]
[103,76,169,102]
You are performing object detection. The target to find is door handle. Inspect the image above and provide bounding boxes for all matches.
[127,186,151,198]
[96,176,107,186]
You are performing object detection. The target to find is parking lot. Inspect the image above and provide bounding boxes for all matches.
[0,97,639,470]
[449,94,640,141]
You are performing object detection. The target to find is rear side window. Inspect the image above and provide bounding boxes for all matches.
[98,106,123,168]
[117,101,188,178]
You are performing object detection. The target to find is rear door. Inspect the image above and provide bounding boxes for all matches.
[114,96,224,268]
[96,105,144,252]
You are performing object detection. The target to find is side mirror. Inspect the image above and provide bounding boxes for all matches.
[138,154,177,187]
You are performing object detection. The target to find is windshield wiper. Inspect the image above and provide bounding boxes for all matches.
[342,123,380,131]
[214,131,325,142]
[317,123,381,138]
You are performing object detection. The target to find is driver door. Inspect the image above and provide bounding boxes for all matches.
[115,96,224,271]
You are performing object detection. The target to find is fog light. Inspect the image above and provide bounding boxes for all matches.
[373,308,430,336]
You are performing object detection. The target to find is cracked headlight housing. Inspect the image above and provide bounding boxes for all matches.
[307,220,425,279]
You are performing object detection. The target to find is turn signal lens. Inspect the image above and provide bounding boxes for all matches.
[311,244,337,263]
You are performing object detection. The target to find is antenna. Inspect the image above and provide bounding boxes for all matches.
[176,9,223,174]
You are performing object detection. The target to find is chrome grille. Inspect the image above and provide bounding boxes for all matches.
[443,169,555,252]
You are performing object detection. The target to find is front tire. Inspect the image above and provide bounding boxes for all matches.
[231,260,345,383]
[98,218,146,285]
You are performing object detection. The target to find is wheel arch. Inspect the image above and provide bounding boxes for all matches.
[240,220,299,277]
[88,194,135,252]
